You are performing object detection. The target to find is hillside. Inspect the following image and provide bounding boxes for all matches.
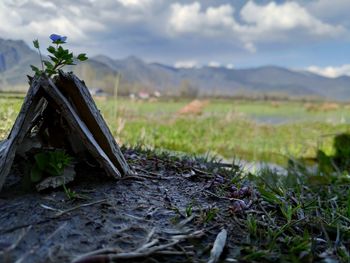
[1,37,350,100]
[0,38,39,91]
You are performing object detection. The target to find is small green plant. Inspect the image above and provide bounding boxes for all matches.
[247,214,258,237]
[31,34,88,77]
[30,150,73,183]
[62,184,78,200]
[203,207,218,223]
[280,203,294,223]
[287,231,312,258]
[347,190,350,218]
[185,203,193,217]
[170,215,180,225]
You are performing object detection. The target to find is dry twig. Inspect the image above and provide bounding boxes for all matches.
[73,229,205,263]
[53,199,106,217]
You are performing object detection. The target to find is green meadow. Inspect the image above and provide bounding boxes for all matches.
[100,98,350,164]
[2,94,350,261]
[2,95,350,165]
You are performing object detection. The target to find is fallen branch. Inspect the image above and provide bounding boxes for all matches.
[53,199,107,217]
[177,214,196,227]
[155,250,195,256]
[203,190,232,200]
[133,167,171,180]
[73,239,178,262]
[73,229,205,263]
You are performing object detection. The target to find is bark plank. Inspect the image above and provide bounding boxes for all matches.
[0,73,130,192]
[55,71,131,176]
[0,80,42,190]
[42,78,122,178]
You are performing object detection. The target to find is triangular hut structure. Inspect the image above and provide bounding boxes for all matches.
[0,71,131,192]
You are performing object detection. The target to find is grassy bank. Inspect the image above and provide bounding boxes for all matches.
[100,98,350,165]
[1,94,350,261]
[2,96,350,165]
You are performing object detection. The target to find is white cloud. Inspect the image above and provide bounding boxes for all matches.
[243,42,256,53]
[226,64,234,69]
[208,61,220,68]
[0,1,106,43]
[240,1,344,38]
[174,60,198,68]
[168,2,235,36]
[117,0,155,9]
[307,65,350,78]
[0,0,348,64]
[167,1,345,52]
[0,0,159,45]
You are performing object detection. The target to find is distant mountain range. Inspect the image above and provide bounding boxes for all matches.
[1,37,350,100]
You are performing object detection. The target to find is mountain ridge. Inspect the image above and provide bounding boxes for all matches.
[0,38,350,100]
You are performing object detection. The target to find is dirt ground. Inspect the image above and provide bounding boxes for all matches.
[0,148,252,263]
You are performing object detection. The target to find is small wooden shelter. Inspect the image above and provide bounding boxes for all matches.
[0,71,131,191]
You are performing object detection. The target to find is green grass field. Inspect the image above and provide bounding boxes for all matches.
[99,98,350,164]
[1,94,350,261]
[2,95,350,165]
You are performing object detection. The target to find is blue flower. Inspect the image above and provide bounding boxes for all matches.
[50,34,67,43]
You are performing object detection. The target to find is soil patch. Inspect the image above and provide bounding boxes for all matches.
[0,148,250,263]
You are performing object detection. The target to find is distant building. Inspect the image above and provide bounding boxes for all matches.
[129,93,136,100]
[153,91,161,98]
[138,91,150,100]
[89,88,110,97]
[129,91,161,101]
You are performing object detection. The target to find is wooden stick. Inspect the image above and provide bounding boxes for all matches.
[73,229,204,263]
[73,240,179,262]
[53,199,107,217]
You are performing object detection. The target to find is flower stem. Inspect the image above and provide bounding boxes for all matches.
[37,47,44,71]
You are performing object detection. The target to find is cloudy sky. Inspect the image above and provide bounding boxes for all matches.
[1,0,350,77]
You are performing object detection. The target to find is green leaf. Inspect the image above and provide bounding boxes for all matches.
[64,58,74,65]
[30,65,39,71]
[47,46,56,54]
[347,190,350,217]
[45,69,57,76]
[258,187,281,205]
[43,60,54,69]
[62,51,73,61]
[77,53,88,61]
[30,65,41,75]
[33,39,39,49]
[45,150,73,176]
[30,164,43,183]
[48,55,59,63]
[47,163,61,176]
[56,46,65,58]
[34,152,49,170]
